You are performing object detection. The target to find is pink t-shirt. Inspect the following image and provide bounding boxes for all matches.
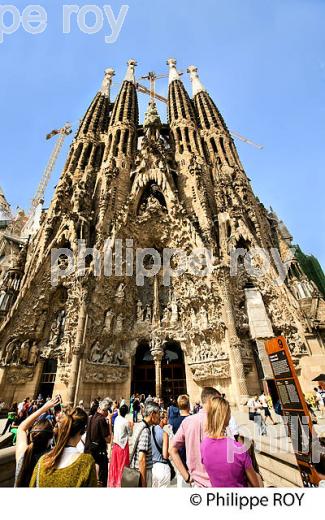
[171,410,211,487]
[201,437,252,487]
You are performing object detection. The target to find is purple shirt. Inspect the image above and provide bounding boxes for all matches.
[201,437,252,487]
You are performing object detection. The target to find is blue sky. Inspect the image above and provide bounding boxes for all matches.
[0,0,324,267]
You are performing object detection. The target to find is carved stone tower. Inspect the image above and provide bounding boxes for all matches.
[0,60,324,407]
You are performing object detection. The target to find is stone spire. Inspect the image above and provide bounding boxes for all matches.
[99,68,115,97]
[143,99,161,130]
[124,59,137,83]
[74,68,114,141]
[190,67,240,168]
[167,58,180,84]
[187,65,206,96]
[109,60,139,128]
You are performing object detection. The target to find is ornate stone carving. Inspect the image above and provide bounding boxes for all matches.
[89,341,102,363]
[6,366,34,384]
[189,361,230,381]
[83,363,128,384]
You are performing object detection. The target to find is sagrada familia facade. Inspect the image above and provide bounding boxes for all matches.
[0,59,324,407]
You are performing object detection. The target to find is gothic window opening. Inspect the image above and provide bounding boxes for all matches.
[184,128,192,152]
[103,101,111,133]
[92,143,104,169]
[179,91,186,119]
[199,96,210,129]
[193,131,200,153]
[122,129,129,155]
[176,128,184,154]
[201,138,209,162]
[220,137,230,165]
[70,143,83,173]
[80,143,92,170]
[107,133,113,156]
[113,129,121,157]
[226,222,232,239]
[171,169,179,189]
[210,137,218,156]
[118,88,128,122]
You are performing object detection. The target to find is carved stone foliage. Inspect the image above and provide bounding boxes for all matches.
[83,363,128,384]
[189,361,230,382]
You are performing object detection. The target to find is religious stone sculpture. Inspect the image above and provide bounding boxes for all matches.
[89,341,102,363]
[19,340,30,364]
[27,342,39,366]
[137,300,144,321]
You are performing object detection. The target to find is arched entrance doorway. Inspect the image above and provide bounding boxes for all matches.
[132,341,155,396]
[161,341,187,402]
[131,340,187,400]
[37,358,57,399]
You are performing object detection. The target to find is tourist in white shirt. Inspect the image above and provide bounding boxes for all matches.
[258,392,277,425]
[247,395,267,435]
[108,404,133,487]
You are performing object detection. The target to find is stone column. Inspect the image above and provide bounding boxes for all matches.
[152,350,164,398]
[218,266,249,408]
[67,283,88,406]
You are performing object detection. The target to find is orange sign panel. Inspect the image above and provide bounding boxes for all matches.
[265,336,320,487]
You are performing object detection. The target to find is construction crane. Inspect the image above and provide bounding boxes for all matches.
[21,122,72,237]
[32,122,73,210]
[135,75,263,150]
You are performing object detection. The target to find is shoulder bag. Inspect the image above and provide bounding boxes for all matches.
[121,423,148,487]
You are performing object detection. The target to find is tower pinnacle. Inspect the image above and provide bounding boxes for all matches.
[167,58,180,84]
[100,68,115,97]
[124,59,137,83]
[187,65,206,96]
[143,99,161,129]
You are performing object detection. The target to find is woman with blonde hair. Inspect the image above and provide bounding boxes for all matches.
[30,406,97,487]
[200,397,261,487]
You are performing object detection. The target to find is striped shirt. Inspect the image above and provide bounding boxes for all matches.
[130,420,152,470]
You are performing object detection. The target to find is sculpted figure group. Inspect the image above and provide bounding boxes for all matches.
[0,339,39,366]
[88,340,125,366]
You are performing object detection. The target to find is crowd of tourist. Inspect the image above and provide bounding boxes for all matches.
[0,386,324,488]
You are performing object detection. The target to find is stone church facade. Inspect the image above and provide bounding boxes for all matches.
[0,59,324,407]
